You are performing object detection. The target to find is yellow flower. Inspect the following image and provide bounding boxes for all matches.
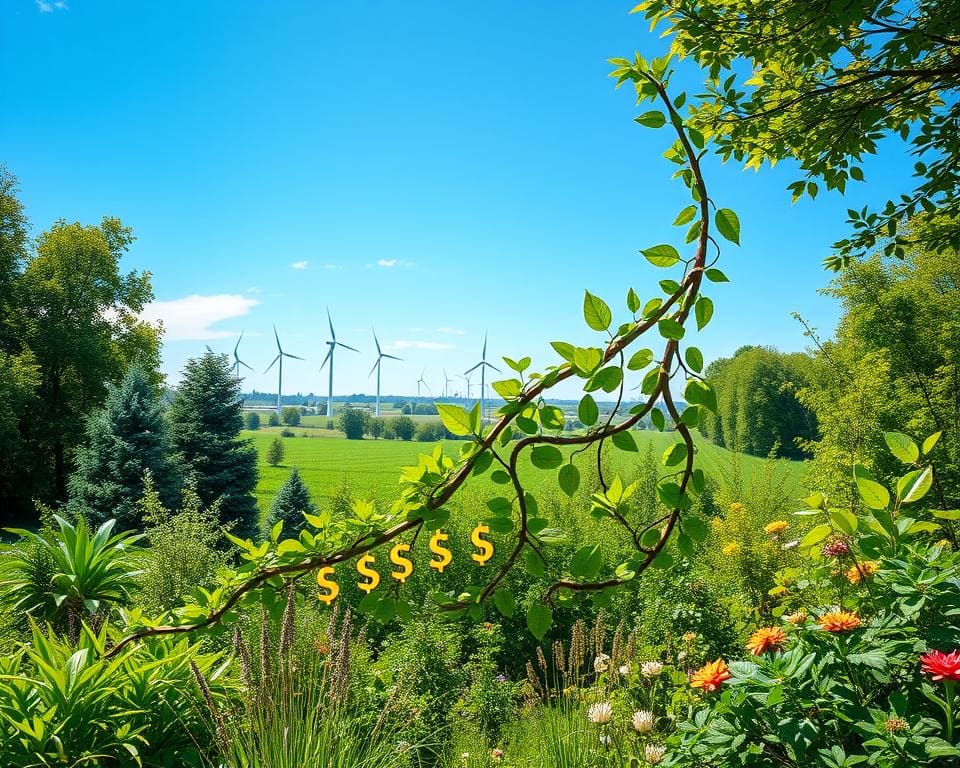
[683,631,697,644]
[764,520,789,535]
[729,502,745,513]
[845,561,879,584]
[722,541,740,556]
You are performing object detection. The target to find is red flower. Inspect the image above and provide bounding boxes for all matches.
[921,650,960,682]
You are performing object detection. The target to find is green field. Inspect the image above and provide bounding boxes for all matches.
[246,428,808,518]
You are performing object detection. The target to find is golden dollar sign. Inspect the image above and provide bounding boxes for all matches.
[428,529,453,573]
[356,554,381,594]
[389,542,414,583]
[470,523,494,566]
[315,566,339,605]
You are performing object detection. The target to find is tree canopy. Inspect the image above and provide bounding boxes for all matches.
[636,0,960,268]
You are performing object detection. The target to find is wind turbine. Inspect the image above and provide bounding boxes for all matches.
[416,369,432,398]
[459,372,472,399]
[264,326,303,415]
[443,369,453,398]
[369,329,401,417]
[231,331,254,382]
[319,308,359,418]
[464,333,500,422]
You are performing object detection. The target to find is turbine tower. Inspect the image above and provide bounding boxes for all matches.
[319,308,358,418]
[369,329,401,417]
[264,326,303,416]
[459,372,472,399]
[443,369,453,398]
[464,333,500,422]
[416,369,432,398]
[231,331,254,382]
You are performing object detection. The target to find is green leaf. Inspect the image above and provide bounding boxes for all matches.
[662,442,687,467]
[923,431,943,455]
[585,366,623,393]
[635,110,666,128]
[856,477,891,510]
[493,588,516,618]
[611,430,637,452]
[573,347,603,375]
[684,379,717,413]
[578,395,599,426]
[801,524,832,547]
[898,466,933,505]
[829,508,858,536]
[626,287,641,313]
[551,341,575,362]
[487,517,514,534]
[583,291,612,332]
[558,464,580,497]
[683,516,709,541]
[705,268,729,283]
[640,527,662,549]
[627,348,654,371]
[658,318,685,340]
[437,404,474,436]
[714,208,741,245]
[650,408,666,431]
[884,432,919,464]
[486,497,513,515]
[531,445,563,470]
[492,378,522,400]
[673,205,697,227]
[527,604,553,641]
[641,244,680,268]
[570,544,603,579]
[695,296,714,330]
[524,548,546,577]
[685,347,703,372]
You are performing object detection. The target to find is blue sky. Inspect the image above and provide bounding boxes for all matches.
[2,1,915,400]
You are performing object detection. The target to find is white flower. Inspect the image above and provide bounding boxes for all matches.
[645,743,667,764]
[600,734,612,746]
[632,709,655,733]
[396,741,411,753]
[593,653,610,673]
[619,663,631,675]
[640,660,663,677]
[460,753,470,761]
[587,701,614,724]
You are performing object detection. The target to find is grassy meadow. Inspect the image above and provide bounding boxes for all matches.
[245,426,808,518]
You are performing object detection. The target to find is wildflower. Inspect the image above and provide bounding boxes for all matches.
[822,539,850,557]
[784,608,807,625]
[461,753,470,761]
[593,653,610,673]
[722,541,740,556]
[729,502,744,513]
[846,561,879,584]
[600,734,612,746]
[641,660,663,677]
[587,701,614,724]
[632,709,655,733]
[690,659,731,692]
[782,539,799,550]
[746,626,788,656]
[495,673,508,683]
[645,744,667,764]
[682,631,697,644]
[619,664,630,676]
[920,649,960,681]
[491,748,504,761]
[818,611,861,633]
[884,717,909,734]
[764,520,789,535]
[937,539,953,550]
[396,741,411,753]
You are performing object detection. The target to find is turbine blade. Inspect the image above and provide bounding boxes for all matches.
[383,354,402,361]
[337,342,359,353]
[464,362,482,375]
[273,325,281,352]
[373,329,381,356]
[327,307,335,340]
[369,359,380,377]
[482,361,502,373]
[264,355,280,373]
[284,353,305,361]
[319,347,333,371]
[234,331,243,356]
[482,332,488,360]
[239,360,254,371]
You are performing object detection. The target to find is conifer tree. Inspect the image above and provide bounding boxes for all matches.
[265,466,316,537]
[68,363,179,529]
[167,351,259,538]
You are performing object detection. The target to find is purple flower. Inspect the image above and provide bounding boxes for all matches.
[495,674,508,683]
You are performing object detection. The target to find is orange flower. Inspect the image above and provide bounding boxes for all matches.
[818,611,861,632]
[690,659,731,692]
[784,608,807,625]
[746,626,787,655]
[764,520,789,535]
[845,561,879,584]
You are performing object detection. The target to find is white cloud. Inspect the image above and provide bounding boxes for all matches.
[36,0,66,11]
[376,259,414,268]
[36,0,52,11]
[291,260,309,270]
[322,263,343,271]
[388,340,455,351]
[437,326,465,335]
[140,294,259,341]
[246,286,260,293]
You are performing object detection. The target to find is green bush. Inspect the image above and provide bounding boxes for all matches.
[268,411,281,427]
[339,407,368,440]
[391,415,415,441]
[244,411,260,430]
[266,436,285,466]
[281,406,301,426]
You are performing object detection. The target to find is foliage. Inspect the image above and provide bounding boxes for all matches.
[0,348,39,518]
[391,414,416,441]
[268,411,280,427]
[668,429,956,767]
[0,515,141,638]
[67,363,180,529]
[701,346,816,459]
[245,411,261,431]
[264,467,317,539]
[0,622,228,767]
[339,407,369,440]
[281,406,301,426]
[137,474,228,612]
[168,350,260,538]
[635,0,960,268]
[266,436,285,467]
[367,416,385,439]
